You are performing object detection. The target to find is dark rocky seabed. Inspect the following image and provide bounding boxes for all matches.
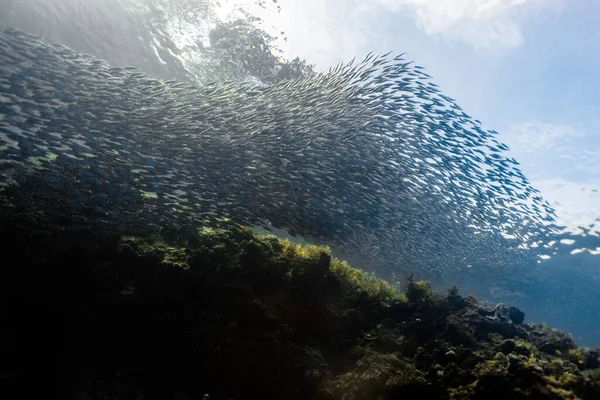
[2,219,600,399]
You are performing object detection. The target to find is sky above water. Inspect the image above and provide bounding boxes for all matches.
[218,0,600,234]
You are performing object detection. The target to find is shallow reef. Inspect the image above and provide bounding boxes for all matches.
[1,220,599,400]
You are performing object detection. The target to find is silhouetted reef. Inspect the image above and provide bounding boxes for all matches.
[2,221,599,400]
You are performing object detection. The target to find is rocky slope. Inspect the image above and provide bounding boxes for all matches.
[2,220,599,399]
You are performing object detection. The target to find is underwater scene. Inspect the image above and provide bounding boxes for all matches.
[1,0,599,399]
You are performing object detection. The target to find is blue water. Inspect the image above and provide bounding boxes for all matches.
[1,0,598,346]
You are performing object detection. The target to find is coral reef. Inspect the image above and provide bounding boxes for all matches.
[1,221,599,399]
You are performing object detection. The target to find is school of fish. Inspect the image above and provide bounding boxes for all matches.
[0,28,559,276]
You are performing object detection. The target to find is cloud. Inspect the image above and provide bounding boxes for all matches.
[216,0,379,68]
[500,121,600,180]
[373,0,544,50]
[217,0,557,67]
[532,178,600,234]
[501,121,584,153]
[499,121,600,232]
